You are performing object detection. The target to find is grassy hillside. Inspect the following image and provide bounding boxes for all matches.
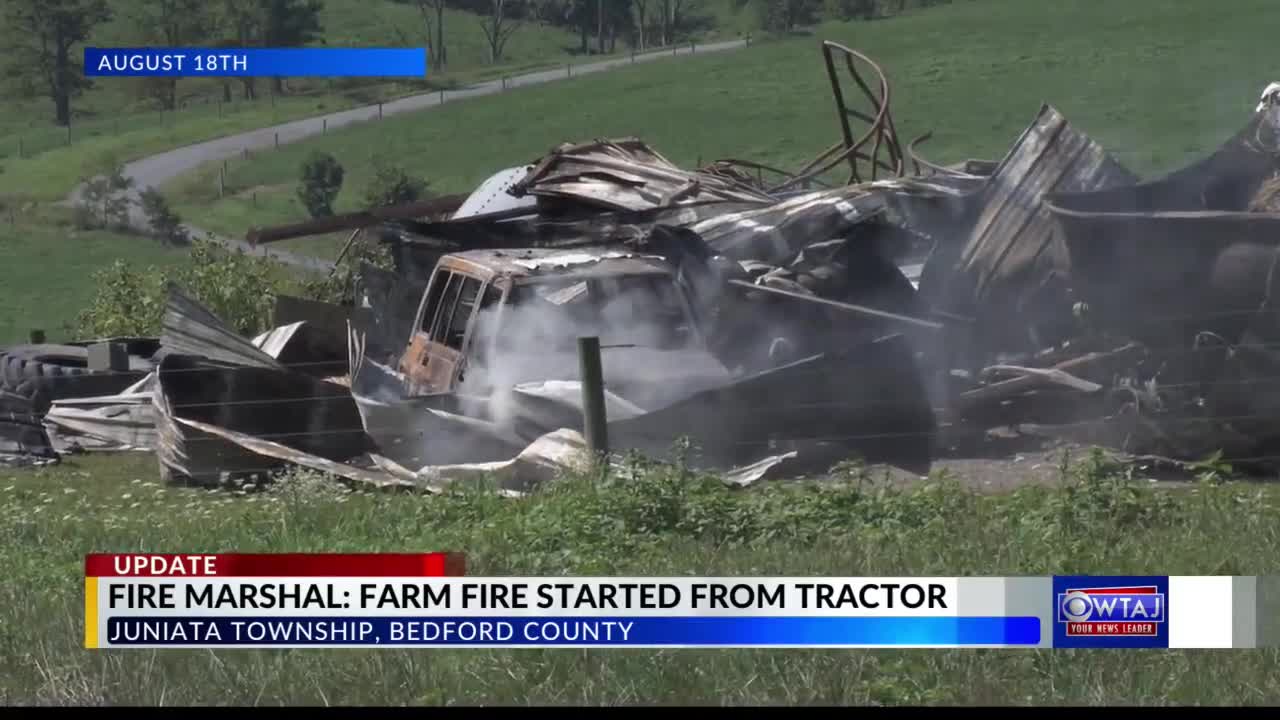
[0,0,660,201]
[0,215,187,344]
[166,0,1280,248]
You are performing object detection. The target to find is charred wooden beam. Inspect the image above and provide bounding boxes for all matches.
[727,278,943,330]
[957,342,1143,411]
[245,194,469,245]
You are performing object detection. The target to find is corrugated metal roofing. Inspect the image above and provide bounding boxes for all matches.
[512,138,776,211]
[159,285,282,369]
[955,104,1139,307]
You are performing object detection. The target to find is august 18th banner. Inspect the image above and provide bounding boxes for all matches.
[85,48,429,77]
[83,554,1280,649]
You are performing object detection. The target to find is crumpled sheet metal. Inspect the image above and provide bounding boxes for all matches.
[252,319,349,379]
[369,428,590,496]
[381,172,970,286]
[154,351,368,486]
[607,333,935,475]
[356,408,802,494]
[1,408,57,467]
[512,138,776,212]
[349,386,527,470]
[153,289,370,485]
[688,185,888,265]
[173,415,411,490]
[43,372,158,453]
[947,104,1138,309]
[917,106,1138,357]
[160,284,282,370]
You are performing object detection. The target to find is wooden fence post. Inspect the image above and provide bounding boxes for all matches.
[577,336,609,462]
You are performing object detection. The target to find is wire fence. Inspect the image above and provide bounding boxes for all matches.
[10,338,1280,441]
[0,82,422,163]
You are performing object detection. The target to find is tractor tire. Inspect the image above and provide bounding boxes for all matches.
[0,344,151,415]
[2,344,93,388]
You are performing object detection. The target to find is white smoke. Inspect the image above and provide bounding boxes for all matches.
[458,272,734,430]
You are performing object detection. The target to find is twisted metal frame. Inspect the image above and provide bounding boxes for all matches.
[701,42,907,194]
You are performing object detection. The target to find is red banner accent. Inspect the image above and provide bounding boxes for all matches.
[85,553,466,577]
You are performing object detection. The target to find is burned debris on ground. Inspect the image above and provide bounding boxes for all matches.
[7,43,1280,489]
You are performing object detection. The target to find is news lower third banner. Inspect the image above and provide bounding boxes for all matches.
[83,554,1280,649]
[84,48,428,78]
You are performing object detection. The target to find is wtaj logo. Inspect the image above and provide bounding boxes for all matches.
[1056,585,1166,637]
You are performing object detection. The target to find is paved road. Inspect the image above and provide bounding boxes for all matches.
[70,39,751,272]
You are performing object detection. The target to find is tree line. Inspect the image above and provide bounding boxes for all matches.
[1,0,325,126]
[401,1,712,70]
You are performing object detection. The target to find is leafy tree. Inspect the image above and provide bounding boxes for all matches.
[130,0,212,110]
[297,151,345,218]
[0,0,112,126]
[213,0,266,100]
[828,0,878,20]
[744,0,821,32]
[260,0,324,95]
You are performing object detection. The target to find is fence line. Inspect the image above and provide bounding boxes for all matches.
[0,40,739,165]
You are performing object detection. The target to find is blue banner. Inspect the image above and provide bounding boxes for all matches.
[103,616,1041,647]
[84,48,427,77]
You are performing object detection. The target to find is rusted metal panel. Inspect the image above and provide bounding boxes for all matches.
[511,138,776,212]
[399,332,463,395]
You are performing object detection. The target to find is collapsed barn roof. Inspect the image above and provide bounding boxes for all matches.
[11,47,1280,486]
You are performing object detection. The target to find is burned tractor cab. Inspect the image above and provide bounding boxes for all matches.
[397,247,725,407]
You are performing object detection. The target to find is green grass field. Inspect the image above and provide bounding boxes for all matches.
[0,213,186,344]
[168,0,1280,245]
[1,451,1278,704]
[0,0,744,202]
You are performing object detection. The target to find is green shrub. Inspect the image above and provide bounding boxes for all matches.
[76,238,290,338]
[74,157,134,231]
[73,260,168,338]
[296,151,345,218]
[138,187,189,245]
[362,156,430,209]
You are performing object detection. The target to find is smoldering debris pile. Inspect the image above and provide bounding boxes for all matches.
[8,42,1280,490]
